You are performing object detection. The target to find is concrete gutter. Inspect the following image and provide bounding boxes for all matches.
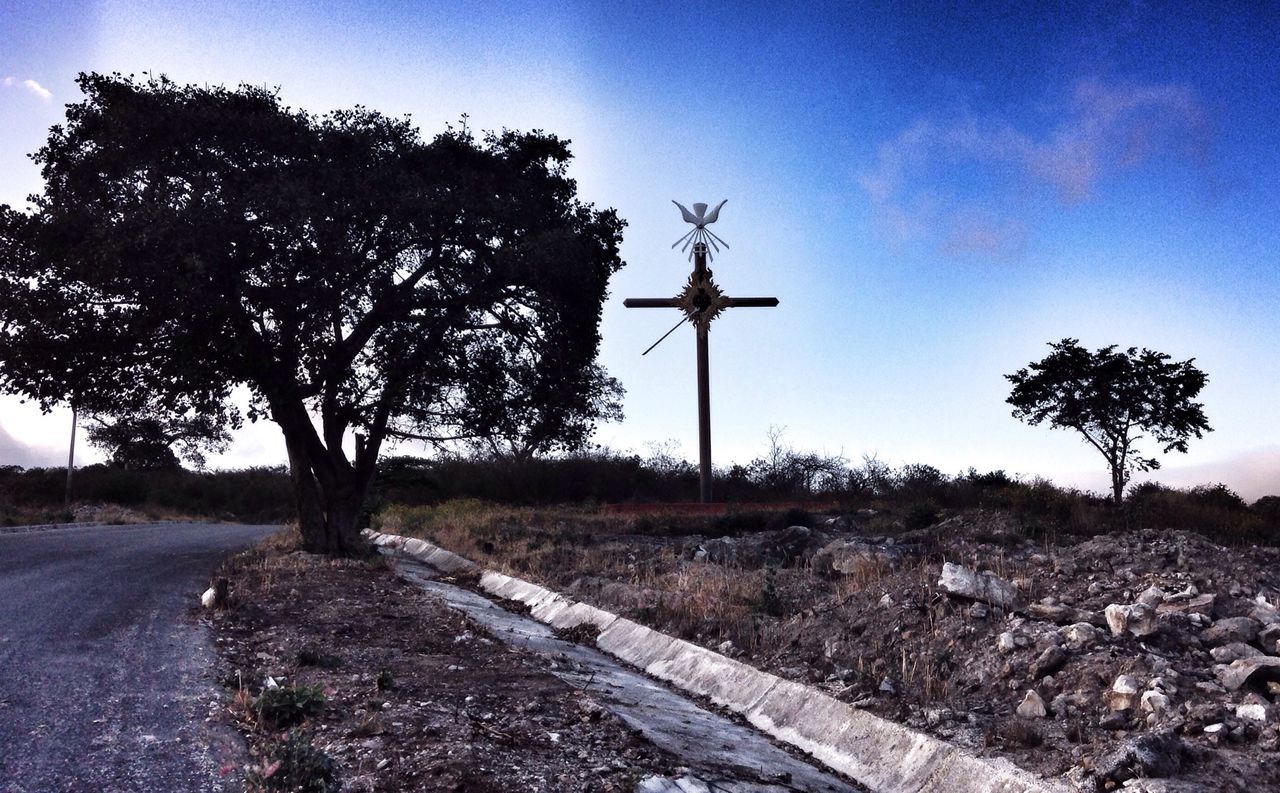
[366,529,1068,793]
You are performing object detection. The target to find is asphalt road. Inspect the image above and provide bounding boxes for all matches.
[0,522,278,793]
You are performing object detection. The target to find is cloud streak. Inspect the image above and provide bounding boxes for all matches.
[861,79,1212,258]
[1,76,53,102]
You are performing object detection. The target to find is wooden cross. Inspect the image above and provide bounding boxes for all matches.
[625,235,778,503]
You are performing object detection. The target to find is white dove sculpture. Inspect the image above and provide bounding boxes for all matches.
[672,199,730,260]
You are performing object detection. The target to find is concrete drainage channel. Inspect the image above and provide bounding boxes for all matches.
[367,530,1067,793]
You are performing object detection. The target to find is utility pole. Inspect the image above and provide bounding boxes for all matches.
[64,405,76,512]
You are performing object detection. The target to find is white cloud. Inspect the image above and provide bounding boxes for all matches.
[860,78,1211,258]
[1,76,53,101]
[22,79,52,101]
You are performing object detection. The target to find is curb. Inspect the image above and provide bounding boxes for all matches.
[367,529,1067,793]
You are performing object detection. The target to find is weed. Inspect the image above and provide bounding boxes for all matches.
[247,731,339,792]
[756,565,784,617]
[376,670,395,692]
[296,643,339,669]
[254,684,325,730]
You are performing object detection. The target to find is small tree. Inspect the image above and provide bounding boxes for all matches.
[1005,338,1211,505]
[87,410,232,470]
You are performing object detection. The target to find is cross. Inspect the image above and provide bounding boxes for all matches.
[625,201,778,503]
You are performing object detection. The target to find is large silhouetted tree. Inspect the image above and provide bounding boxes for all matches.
[0,73,625,552]
[1005,338,1211,505]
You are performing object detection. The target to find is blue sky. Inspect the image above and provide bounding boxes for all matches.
[2,1,1278,498]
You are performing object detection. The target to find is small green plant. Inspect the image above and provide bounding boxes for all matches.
[254,684,325,730]
[376,669,395,691]
[295,643,339,669]
[248,731,339,792]
[756,565,783,617]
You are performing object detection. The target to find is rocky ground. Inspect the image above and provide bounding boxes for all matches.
[393,506,1280,792]
[205,532,688,791]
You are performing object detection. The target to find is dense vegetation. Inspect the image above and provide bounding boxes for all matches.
[3,446,1276,544]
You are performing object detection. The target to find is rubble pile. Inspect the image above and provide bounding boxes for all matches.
[539,510,1280,791]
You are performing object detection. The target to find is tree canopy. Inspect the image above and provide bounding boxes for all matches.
[1005,338,1211,504]
[0,73,626,551]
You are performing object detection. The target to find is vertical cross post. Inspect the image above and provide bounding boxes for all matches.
[693,245,713,502]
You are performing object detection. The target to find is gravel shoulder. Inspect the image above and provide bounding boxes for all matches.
[209,534,691,791]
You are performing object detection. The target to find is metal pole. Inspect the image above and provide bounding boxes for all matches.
[65,405,76,511]
[693,243,713,503]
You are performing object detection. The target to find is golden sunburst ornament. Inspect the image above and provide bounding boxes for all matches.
[676,270,729,327]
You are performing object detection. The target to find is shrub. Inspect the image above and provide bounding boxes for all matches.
[254,684,325,730]
[904,500,940,531]
[248,731,339,793]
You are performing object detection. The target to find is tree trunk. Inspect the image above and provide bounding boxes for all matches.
[1110,467,1126,506]
[277,412,369,555]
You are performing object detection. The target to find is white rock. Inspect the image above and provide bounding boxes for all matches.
[200,587,218,608]
[1113,674,1140,695]
[1140,690,1170,713]
[1137,585,1165,607]
[1104,603,1158,638]
[938,562,1019,609]
[1061,622,1098,649]
[1203,722,1225,734]
[1016,689,1047,719]
[878,593,894,607]
[997,632,1017,653]
[1236,703,1268,723]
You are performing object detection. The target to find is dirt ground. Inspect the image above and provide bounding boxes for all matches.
[382,503,1280,792]
[205,533,684,792]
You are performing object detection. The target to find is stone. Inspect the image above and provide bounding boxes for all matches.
[1209,642,1263,663]
[1156,593,1215,617]
[996,632,1017,653]
[1141,690,1170,713]
[1213,656,1280,691]
[1028,602,1106,627]
[968,602,989,619]
[761,526,815,565]
[1249,601,1279,626]
[937,562,1019,609]
[1201,616,1261,647]
[1259,624,1280,654]
[1061,622,1098,649]
[1029,646,1068,680]
[1138,585,1166,607]
[1016,689,1047,719]
[1113,674,1140,695]
[813,538,901,576]
[1105,603,1158,638]
[1106,674,1141,711]
[1236,703,1268,723]
[1094,732,1184,785]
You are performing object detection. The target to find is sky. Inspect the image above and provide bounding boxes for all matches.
[1,1,1278,498]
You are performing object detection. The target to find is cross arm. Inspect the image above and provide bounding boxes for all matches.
[624,298,681,308]
[725,297,779,308]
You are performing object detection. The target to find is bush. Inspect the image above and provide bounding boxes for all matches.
[254,684,325,730]
[248,731,339,793]
[904,500,940,531]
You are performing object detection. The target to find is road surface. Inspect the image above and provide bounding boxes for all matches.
[0,522,277,793]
